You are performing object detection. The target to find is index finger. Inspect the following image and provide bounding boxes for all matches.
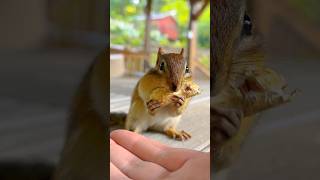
[110,130,201,171]
[111,130,169,149]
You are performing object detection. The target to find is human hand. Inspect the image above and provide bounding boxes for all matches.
[110,130,210,180]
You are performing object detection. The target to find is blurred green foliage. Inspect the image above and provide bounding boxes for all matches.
[197,5,210,49]
[110,0,210,49]
[110,19,142,46]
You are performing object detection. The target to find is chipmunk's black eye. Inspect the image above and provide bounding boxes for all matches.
[185,66,190,73]
[159,62,165,71]
[242,14,252,36]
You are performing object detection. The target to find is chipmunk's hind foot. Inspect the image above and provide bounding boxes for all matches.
[165,127,191,141]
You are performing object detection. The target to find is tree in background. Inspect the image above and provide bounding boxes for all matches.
[110,0,209,50]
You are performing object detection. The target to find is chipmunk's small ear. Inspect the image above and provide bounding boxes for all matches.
[156,47,163,65]
[180,48,184,55]
[158,47,163,55]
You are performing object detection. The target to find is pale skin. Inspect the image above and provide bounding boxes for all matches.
[110,130,210,180]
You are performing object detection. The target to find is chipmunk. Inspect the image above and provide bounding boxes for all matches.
[115,48,200,141]
[211,0,295,172]
[53,49,107,180]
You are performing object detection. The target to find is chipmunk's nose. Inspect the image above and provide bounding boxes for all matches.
[171,83,178,92]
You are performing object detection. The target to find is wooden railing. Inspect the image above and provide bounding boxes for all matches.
[111,45,210,78]
[111,46,146,75]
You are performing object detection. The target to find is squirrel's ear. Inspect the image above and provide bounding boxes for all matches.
[158,47,163,55]
[180,48,184,55]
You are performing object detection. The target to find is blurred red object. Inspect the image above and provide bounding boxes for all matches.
[152,16,178,41]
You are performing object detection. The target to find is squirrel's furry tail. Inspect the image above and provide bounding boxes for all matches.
[110,112,127,127]
[0,161,54,180]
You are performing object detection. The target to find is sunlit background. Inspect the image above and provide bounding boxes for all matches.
[110,0,211,153]
[110,0,210,78]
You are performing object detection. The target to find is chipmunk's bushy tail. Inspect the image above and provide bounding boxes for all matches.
[110,112,127,127]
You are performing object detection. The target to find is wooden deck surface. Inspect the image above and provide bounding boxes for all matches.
[110,77,210,152]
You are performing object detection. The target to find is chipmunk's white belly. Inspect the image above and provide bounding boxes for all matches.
[148,105,181,131]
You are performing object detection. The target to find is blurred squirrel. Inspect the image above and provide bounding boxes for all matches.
[111,48,200,141]
[0,50,107,180]
[53,50,107,180]
[211,0,296,172]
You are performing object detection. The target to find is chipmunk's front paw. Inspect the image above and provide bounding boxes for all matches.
[146,99,162,115]
[211,106,243,145]
[165,127,191,141]
[170,95,185,107]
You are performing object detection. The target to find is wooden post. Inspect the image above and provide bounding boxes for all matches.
[186,13,197,71]
[186,0,209,72]
[143,0,152,72]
